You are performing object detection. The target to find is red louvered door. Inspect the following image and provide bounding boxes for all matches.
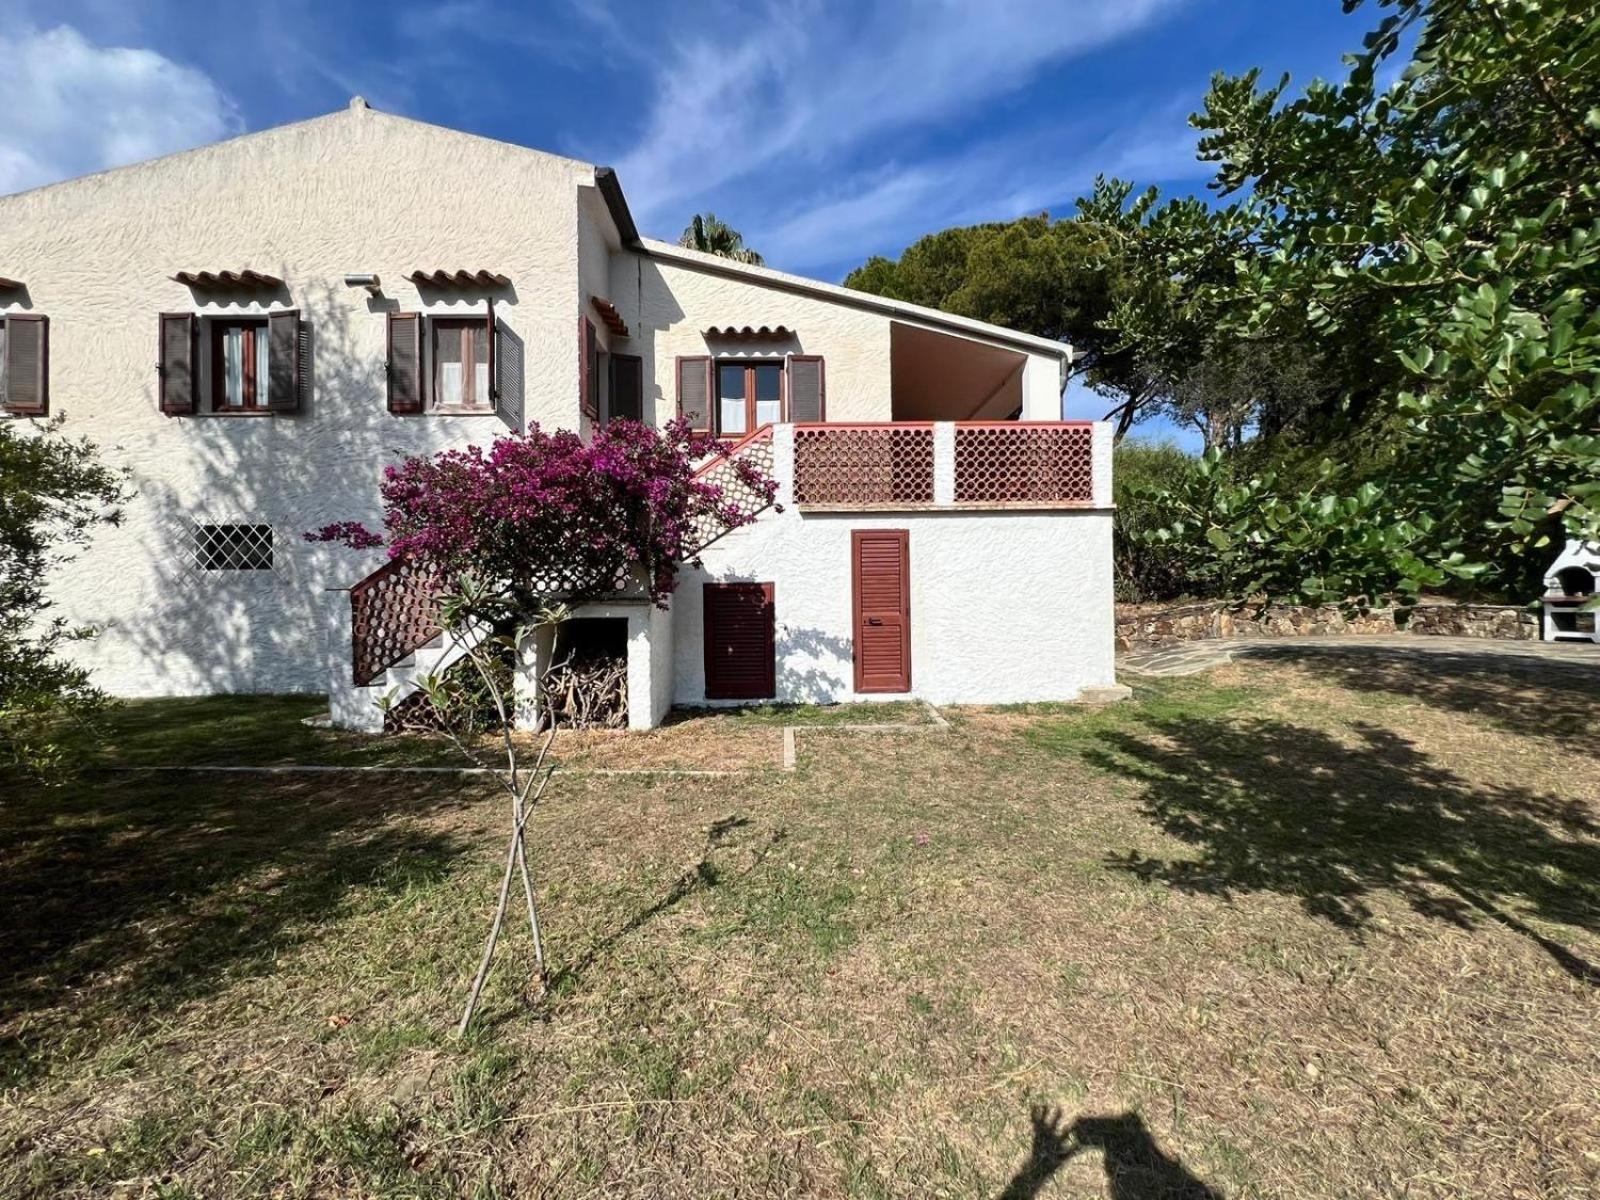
[853,530,910,693]
[703,583,776,699]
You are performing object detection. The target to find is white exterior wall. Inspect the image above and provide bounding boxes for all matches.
[673,425,1116,707]
[647,601,675,726]
[1021,353,1066,420]
[0,104,591,696]
[610,248,895,424]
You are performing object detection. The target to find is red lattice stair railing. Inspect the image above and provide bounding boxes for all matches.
[349,554,445,686]
[685,424,778,555]
[351,428,778,687]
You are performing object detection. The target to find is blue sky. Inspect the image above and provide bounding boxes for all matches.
[0,0,1379,445]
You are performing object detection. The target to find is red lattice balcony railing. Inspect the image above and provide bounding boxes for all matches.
[953,422,1094,505]
[793,423,936,507]
[350,555,444,686]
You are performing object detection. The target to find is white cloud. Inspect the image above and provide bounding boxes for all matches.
[0,23,240,195]
[613,0,1188,233]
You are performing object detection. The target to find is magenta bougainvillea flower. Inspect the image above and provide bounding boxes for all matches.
[306,419,776,608]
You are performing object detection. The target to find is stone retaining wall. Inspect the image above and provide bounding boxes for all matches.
[1116,600,1539,650]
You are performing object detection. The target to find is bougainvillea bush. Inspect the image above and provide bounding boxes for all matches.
[308,418,776,608]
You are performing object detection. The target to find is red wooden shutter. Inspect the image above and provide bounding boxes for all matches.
[387,312,423,413]
[610,354,643,423]
[158,312,197,415]
[703,582,776,699]
[267,309,301,412]
[1,314,48,416]
[853,530,911,692]
[579,317,598,419]
[787,354,824,422]
[676,355,711,434]
[495,317,524,430]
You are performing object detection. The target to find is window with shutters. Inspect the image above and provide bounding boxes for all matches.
[195,523,274,571]
[167,312,304,416]
[703,582,776,700]
[432,318,493,412]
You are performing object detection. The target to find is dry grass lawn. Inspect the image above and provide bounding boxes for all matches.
[1,654,1596,1198]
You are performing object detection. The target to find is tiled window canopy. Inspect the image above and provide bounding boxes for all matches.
[408,269,511,288]
[171,269,284,288]
[703,324,794,340]
[172,270,284,289]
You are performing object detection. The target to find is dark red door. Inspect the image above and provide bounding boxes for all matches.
[853,530,910,692]
[703,582,776,699]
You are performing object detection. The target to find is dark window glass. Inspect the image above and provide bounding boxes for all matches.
[195,523,274,570]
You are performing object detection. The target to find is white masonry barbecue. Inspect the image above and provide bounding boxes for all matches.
[1541,539,1600,643]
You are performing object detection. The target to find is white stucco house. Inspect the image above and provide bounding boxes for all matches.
[0,99,1122,730]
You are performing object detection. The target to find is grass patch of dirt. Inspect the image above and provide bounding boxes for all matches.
[3,661,1597,1197]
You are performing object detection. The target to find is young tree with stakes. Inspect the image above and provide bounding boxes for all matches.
[309,418,775,1033]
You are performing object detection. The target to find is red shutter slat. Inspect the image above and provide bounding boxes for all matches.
[1,314,48,416]
[852,530,911,693]
[676,355,711,435]
[158,312,197,415]
[580,316,597,419]
[387,313,423,413]
[787,354,824,422]
[268,309,301,412]
[703,582,776,699]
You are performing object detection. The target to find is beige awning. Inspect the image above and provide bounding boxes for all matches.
[408,269,511,288]
[172,269,283,288]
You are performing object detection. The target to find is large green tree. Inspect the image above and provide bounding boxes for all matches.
[1109,0,1600,602]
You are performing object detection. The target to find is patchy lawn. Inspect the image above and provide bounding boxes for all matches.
[68,694,928,774]
[2,658,1597,1198]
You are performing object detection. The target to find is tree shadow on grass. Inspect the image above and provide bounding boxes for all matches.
[545,814,785,999]
[1081,714,1600,984]
[999,1105,1222,1199]
[0,770,482,1084]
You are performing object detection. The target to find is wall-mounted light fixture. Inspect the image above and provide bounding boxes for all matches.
[343,273,382,294]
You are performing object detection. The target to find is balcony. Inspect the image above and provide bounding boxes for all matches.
[789,421,1101,511]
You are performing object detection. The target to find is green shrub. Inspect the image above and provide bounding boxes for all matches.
[1112,440,1205,603]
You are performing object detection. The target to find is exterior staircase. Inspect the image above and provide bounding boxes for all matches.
[325,426,778,731]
